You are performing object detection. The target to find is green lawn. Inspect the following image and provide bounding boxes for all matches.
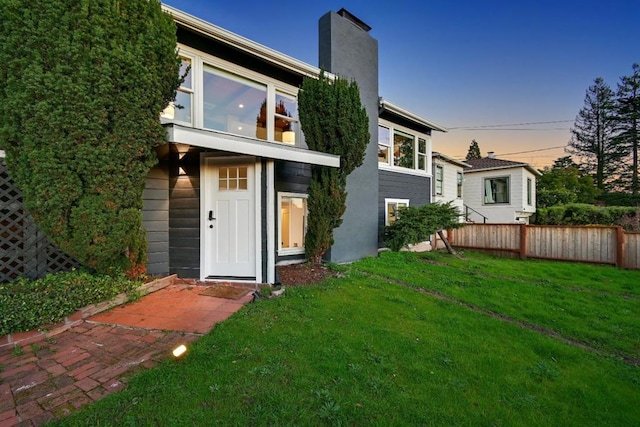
[52,251,640,426]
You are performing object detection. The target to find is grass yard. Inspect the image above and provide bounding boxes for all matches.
[52,251,640,426]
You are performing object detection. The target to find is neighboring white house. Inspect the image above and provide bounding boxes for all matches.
[432,152,470,219]
[463,152,540,224]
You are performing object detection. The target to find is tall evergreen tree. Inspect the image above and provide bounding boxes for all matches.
[568,78,621,191]
[0,0,181,276]
[465,139,481,160]
[615,63,640,195]
[298,71,369,264]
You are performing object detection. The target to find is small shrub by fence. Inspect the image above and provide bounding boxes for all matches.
[449,223,640,270]
[1,159,80,282]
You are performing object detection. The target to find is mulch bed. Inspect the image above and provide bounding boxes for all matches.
[276,263,338,286]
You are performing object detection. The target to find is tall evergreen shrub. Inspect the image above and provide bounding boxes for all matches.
[298,72,369,264]
[0,0,181,275]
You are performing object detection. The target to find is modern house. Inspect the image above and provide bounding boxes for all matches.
[463,152,540,224]
[0,6,446,283]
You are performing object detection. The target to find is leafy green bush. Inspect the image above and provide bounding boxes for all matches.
[533,203,640,231]
[384,202,464,251]
[0,270,141,336]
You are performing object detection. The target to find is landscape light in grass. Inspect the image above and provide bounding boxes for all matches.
[172,344,187,358]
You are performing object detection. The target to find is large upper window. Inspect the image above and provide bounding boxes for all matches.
[161,48,300,145]
[378,121,430,173]
[484,177,509,204]
[279,193,307,254]
[435,165,443,196]
[203,66,267,139]
[161,58,193,124]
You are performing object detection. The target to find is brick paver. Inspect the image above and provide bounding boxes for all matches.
[0,282,254,426]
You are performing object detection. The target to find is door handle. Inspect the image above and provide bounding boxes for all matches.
[208,210,216,221]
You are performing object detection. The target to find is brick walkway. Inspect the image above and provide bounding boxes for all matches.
[0,282,254,426]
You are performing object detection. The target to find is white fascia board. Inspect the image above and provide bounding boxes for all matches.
[433,152,471,168]
[166,124,340,168]
[379,99,448,133]
[162,4,326,80]
[466,164,541,176]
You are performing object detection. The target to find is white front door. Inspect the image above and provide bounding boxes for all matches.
[202,158,257,280]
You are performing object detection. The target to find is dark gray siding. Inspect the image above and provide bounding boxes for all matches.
[275,161,311,264]
[319,11,379,263]
[169,160,200,278]
[378,170,431,247]
[143,165,169,276]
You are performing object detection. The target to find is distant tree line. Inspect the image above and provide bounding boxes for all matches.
[567,64,640,201]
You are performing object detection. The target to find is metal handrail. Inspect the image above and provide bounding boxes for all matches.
[463,205,488,224]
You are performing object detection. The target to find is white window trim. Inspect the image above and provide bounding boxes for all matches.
[377,118,431,175]
[278,192,308,256]
[385,198,410,226]
[483,176,511,205]
[163,44,301,145]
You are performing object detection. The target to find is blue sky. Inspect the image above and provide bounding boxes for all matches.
[162,0,639,168]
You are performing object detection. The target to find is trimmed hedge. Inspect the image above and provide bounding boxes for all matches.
[533,204,640,231]
[0,270,140,336]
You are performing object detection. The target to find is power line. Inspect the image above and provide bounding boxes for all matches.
[452,128,569,131]
[449,120,573,130]
[497,145,567,156]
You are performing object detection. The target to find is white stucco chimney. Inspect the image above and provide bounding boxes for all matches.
[487,151,495,159]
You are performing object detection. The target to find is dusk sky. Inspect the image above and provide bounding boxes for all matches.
[162,0,639,169]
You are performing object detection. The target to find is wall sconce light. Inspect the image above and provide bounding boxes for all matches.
[282,130,295,144]
[172,344,187,358]
[178,166,187,176]
[174,143,190,160]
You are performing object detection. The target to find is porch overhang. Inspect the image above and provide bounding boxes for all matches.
[165,124,340,168]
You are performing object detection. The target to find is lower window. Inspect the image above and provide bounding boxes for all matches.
[279,193,307,255]
[385,199,409,226]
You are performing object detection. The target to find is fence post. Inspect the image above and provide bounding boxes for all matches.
[519,223,528,259]
[616,226,625,268]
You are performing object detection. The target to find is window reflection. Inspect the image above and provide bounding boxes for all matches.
[203,66,267,139]
[394,130,414,169]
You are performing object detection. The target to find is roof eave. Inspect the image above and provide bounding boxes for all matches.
[379,99,448,133]
[162,4,324,79]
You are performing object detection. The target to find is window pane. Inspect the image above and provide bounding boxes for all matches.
[379,125,390,146]
[418,138,426,154]
[485,177,509,204]
[457,172,463,198]
[280,196,306,250]
[276,93,298,121]
[418,153,426,171]
[203,66,267,139]
[275,118,296,144]
[435,165,443,195]
[378,145,390,164]
[180,58,192,89]
[393,130,414,169]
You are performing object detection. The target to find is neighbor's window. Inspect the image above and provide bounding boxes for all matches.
[457,172,463,198]
[527,178,532,205]
[484,177,509,204]
[161,57,193,124]
[435,165,444,196]
[378,125,391,164]
[203,65,267,139]
[385,199,409,226]
[279,193,307,254]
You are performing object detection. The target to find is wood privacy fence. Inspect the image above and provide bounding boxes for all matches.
[1,159,80,282]
[449,223,640,270]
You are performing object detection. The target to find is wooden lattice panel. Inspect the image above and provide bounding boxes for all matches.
[0,160,80,282]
